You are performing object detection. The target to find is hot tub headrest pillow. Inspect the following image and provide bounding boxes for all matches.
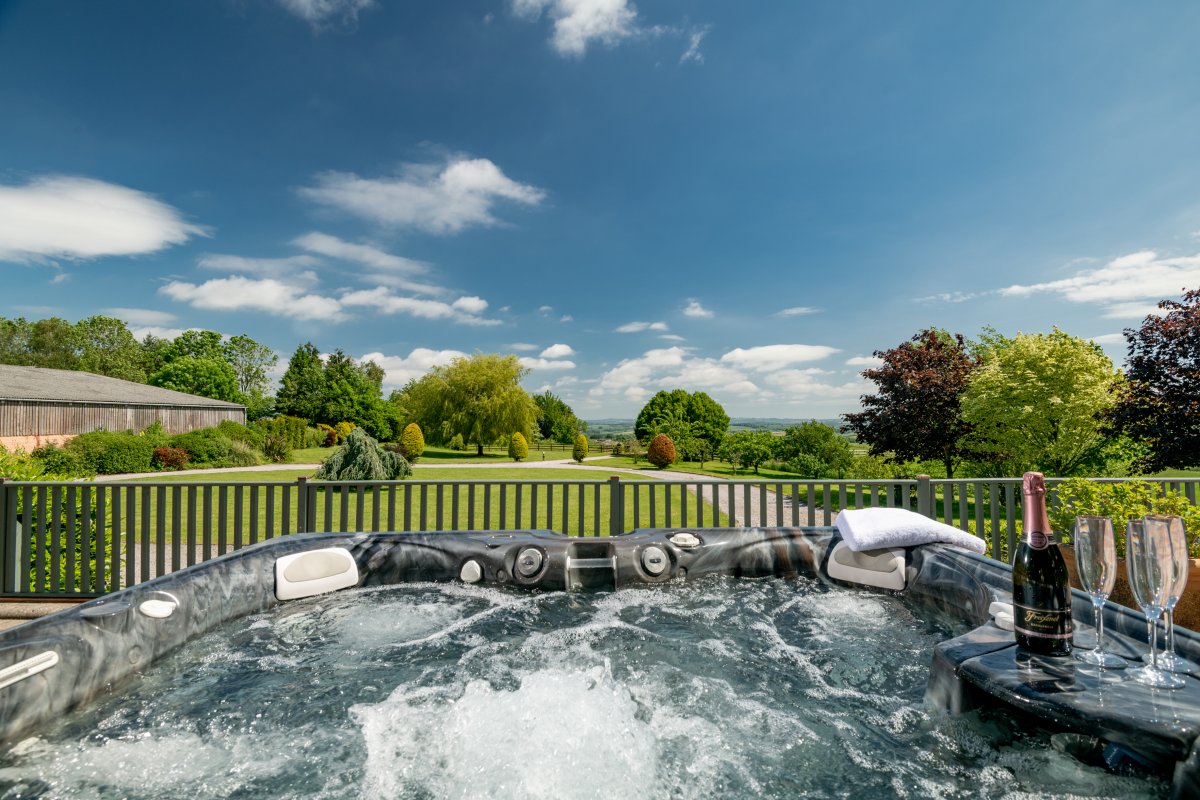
[835,507,987,554]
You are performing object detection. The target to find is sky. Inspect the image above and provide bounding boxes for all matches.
[3,1,1200,420]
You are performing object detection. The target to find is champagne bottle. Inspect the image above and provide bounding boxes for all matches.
[1012,471,1073,656]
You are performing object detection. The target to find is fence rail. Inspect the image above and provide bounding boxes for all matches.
[2,475,1197,599]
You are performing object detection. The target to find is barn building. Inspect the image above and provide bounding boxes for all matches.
[0,365,246,451]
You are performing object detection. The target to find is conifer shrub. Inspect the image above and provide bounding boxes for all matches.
[449,433,466,451]
[315,428,411,481]
[573,433,589,463]
[255,415,309,449]
[508,432,529,461]
[400,423,425,463]
[647,434,677,469]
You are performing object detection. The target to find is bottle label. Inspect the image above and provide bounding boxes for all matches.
[1026,530,1049,550]
[1013,603,1073,639]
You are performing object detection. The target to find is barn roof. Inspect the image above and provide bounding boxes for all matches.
[0,365,245,409]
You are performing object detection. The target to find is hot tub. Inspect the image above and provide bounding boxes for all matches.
[0,527,1195,798]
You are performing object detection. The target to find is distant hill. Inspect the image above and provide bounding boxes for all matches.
[584,417,847,439]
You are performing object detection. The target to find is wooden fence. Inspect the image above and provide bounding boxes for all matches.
[1,475,1197,599]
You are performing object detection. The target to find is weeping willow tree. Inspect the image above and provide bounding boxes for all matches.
[315,428,411,481]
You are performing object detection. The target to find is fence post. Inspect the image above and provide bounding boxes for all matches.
[0,477,10,594]
[297,477,310,533]
[608,475,623,536]
[916,474,933,519]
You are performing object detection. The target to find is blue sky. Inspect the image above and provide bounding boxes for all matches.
[3,1,1200,419]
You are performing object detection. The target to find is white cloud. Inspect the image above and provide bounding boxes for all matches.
[764,369,867,401]
[999,250,1200,316]
[682,299,713,318]
[776,306,819,317]
[845,355,884,367]
[538,305,554,314]
[720,344,839,371]
[359,348,466,388]
[130,326,193,341]
[276,0,374,25]
[509,342,540,352]
[540,343,575,358]
[1090,333,1127,345]
[519,357,577,371]
[615,320,668,333]
[160,275,343,321]
[451,296,489,314]
[198,253,320,277]
[659,334,685,342]
[339,287,500,325]
[679,27,706,64]
[299,158,545,234]
[103,307,177,326]
[560,314,573,322]
[292,231,428,275]
[0,176,204,263]
[512,0,638,56]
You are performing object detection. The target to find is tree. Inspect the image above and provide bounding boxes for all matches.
[276,343,326,421]
[634,389,729,450]
[397,353,538,456]
[1107,288,1200,471]
[573,433,589,463]
[75,316,146,382]
[842,328,979,478]
[163,329,225,363]
[149,355,242,403]
[223,334,277,400]
[718,430,774,474]
[773,421,854,478]
[509,432,529,461]
[400,423,425,463]
[961,328,1120,476]
[647,433,677,469]
[534,391,587,444]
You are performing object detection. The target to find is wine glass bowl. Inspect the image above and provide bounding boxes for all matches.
[1127,519,1187,689]
[1072,516,1126,669]
[1144,515,1196,675]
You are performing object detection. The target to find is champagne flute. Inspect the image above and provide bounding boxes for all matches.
[1073,516,1126,668]
[1145,515,1195,674]
[1127,519,1186,689]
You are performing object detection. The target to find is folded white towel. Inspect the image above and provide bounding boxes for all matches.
[834,507,986,554]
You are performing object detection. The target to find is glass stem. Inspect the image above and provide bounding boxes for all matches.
[1147,613,1160,672]
[1093,597,1105,652]
[1166,608,1177,658]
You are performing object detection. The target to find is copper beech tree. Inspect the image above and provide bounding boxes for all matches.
[1107,288,1200,472]
[841,329,979,478]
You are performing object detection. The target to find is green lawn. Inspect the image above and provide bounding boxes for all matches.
[586,455,800,480]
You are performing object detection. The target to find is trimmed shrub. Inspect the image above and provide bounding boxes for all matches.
[140,420,171,448]
[1051,478,1200,557]
[31,443,89,477]
[217,420,266,448]
[449,433,466,451]
[256,415,309,449]
[334,421,356,442]
[169,429,232,466]
[573,434,589,463]
[508,432,529,461]
[66,431,156,475]
[153,446,191,471]
[400,423,425,463]
[315,428,411,481]
[304,427,325,448]
[263,435,291,463]
[647,434,677,469]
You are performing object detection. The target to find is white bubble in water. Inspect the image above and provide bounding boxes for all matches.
[353,668,660,800]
